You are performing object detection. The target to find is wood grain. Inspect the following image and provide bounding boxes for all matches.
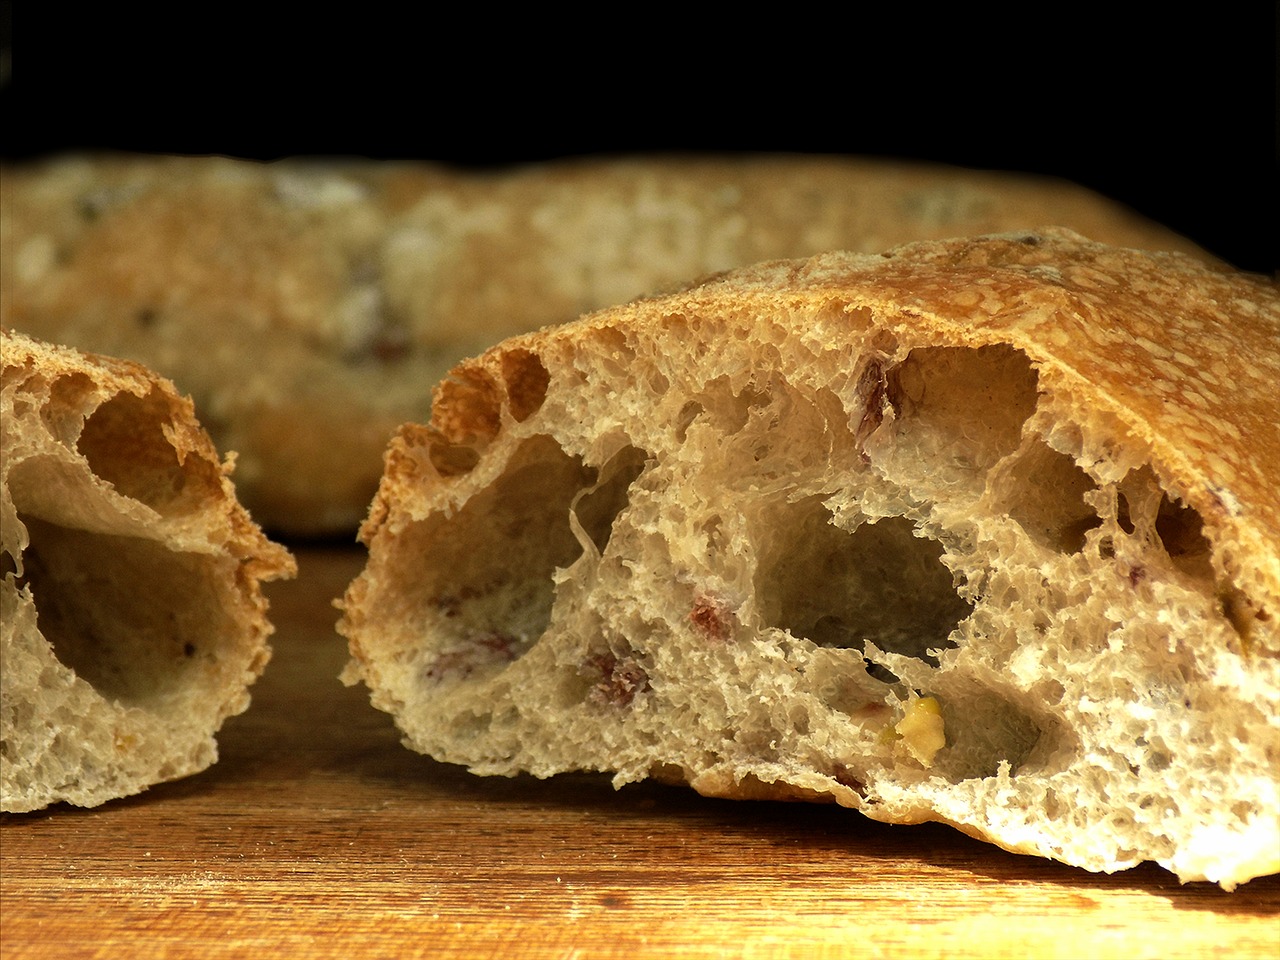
[3,546,1277,959]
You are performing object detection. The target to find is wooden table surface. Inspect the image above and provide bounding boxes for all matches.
[3,546,1278,959]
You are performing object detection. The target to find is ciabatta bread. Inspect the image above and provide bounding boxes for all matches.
[1,153,1209,535]
[339,229,1279,890]
[1,331,294,812]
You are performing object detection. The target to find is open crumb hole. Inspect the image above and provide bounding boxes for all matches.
[77,388,222,516]
[864,345,1038,492]
[1154,494,1213,580]
[392,436,648,681]
[929,685,1051,783]
[755,498,973,668]
[14,513,237,707]
[1118,470,1215,580]
[993,440,1102,553]
[500,349,550,423]
[572,444,649,554]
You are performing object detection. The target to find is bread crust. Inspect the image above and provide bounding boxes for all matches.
[341,229,1279,889]
[1,331,294,812]
[1,153,1213,535]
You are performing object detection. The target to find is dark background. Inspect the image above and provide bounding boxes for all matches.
[2,8,1275,273]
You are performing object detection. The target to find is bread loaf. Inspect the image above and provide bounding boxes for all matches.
[0,153,1210,535]
[1,331,294,812]
[339,229,1279,889]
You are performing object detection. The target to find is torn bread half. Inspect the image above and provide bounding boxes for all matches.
[0,153,1211,535]
[340,229,1279,889]
[1,331,295,813]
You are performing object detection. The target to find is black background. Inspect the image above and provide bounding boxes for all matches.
[2,8,1275,273]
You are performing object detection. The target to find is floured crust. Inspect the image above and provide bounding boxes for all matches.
[1,331,295,812]
[341,229,1279,889]
[0,153,1212,535]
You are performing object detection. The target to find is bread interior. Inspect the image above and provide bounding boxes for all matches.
[348,326,1270,881]
[2,368,262,808]
[10,517,240,709]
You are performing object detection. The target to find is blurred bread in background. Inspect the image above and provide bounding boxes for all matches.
[0,153,1212,536]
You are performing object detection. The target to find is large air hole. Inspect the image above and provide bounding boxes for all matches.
[1117,469,1215,581]
[572,445,648,554]
[500,349,550,423]
[994,440,1103,553]
[863,345,1039,495]
[930,686,1051,783]
[756,498,973,667]
[13,514,235,707]
[392,436,648,681]
[1155,494,1213,581]
[76,388,223,517]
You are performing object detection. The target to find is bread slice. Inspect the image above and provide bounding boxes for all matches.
[1,331,294,813]
[1,153,1211,536]
[339,229,1279,890]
